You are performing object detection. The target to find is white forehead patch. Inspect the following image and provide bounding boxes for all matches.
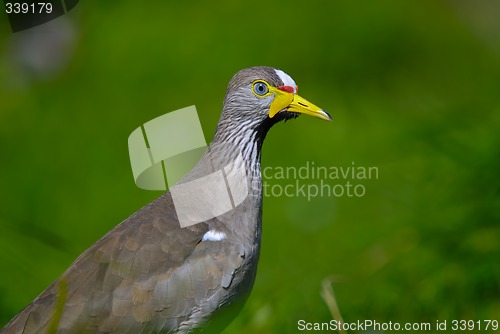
[275,69,298,93]
[202,230,226,242]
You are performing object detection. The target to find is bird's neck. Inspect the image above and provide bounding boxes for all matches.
[202,131,264,200]
[178,120,270,243]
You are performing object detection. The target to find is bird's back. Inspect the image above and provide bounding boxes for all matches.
[2,191,259,334]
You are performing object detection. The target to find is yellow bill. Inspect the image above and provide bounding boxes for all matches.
[268,87,331,121]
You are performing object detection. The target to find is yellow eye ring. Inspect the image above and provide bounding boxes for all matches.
[252,80,271,97]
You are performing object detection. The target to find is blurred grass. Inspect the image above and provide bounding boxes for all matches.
[1,1,499,333]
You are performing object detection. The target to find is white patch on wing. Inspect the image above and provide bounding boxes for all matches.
[202,230,226,242]
[275,69,297,93]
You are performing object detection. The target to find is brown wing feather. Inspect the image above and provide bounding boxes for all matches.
[2,192,212,334]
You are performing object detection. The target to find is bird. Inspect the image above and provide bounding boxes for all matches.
[1,66,331,334]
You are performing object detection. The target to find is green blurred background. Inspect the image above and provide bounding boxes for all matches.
[1,1,499,333]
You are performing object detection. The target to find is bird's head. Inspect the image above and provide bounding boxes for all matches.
[218,66,331,136]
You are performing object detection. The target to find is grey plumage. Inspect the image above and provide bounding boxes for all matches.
[1,66,330,334]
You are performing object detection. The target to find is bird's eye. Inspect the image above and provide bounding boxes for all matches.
[253,81,269,96]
